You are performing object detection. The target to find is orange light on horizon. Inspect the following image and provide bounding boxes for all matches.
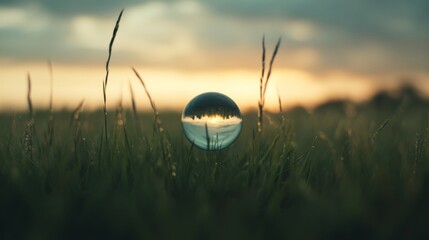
[0,63,424,113]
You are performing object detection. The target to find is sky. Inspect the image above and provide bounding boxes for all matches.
[1,0,428,112]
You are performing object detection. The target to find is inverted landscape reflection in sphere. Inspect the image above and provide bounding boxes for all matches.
[181,92,242,150]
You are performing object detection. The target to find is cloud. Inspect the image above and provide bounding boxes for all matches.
[201,0,429,74]
[0,0,146,16]
[0,0,428,78]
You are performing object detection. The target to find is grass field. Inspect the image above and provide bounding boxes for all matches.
[1,88,429,239]
[1,10,429,239]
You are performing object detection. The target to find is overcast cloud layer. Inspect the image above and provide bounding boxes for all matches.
[1,0,428,78]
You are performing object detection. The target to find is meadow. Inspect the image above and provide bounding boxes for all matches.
[1,87,429,239]
[1,10,429,239]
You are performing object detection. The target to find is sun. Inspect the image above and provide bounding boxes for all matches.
[208,115,223,124]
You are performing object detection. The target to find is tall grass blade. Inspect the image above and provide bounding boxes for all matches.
[104,9,124,88]
[132,67,162,130]
[258,36,282,135]
[371,118,390,143]
[129,80,138,118]
[69,99,85,128]
[70,99,85,157]
[46,60,54,147]
[48,60,53,113]
[260,134,280,163]
[102,9,124,142]
[27,73,33,119]
[129,80,142,134]
[258,36,266,134]
[263,37,282,98]
[300,135,319,177]
[25,73,34,162]
[132,67,173,172]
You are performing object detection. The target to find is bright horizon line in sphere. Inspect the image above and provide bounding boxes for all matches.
[182,115,242,125]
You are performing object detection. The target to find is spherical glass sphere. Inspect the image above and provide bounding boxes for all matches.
[181,92,242,150]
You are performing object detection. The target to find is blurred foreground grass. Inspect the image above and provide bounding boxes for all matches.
[1,94,429,239]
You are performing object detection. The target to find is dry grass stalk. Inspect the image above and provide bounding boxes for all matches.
[70,99,85,156]
[132,67,173,172]
[277,90,292,161]
[115,87,125,133]
[129,81,138,118]
[24,120,33,162]
[277,90,287,142]
[132,67,163,132]
[104,9,124,87]
[128,80,142,134]
[46,60,54,147]
[112,92,125,148]
[102,9,124,141]
[258,36,282,135]
[118,95,134,162]
[371,118,390,144]
[48,60,53,113]
[27,73,33,119]
[25,73,34,161]
[69,99,85,127]
[277,89,283,113]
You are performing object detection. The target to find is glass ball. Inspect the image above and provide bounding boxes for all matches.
[181,92,242,150]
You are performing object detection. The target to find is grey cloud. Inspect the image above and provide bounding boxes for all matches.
[196,0,429,75]
[0,0,147,16]
[0,0,428,77]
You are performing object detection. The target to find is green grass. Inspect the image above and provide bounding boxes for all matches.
[1,10,428,239]
[1,101,429,239]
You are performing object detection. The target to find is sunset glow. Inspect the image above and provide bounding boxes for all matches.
[1,1,428,112]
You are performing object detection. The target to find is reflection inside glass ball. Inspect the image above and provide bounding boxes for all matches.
[181,92,242,150]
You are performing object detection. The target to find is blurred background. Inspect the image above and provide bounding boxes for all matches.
[1,0,428,112]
